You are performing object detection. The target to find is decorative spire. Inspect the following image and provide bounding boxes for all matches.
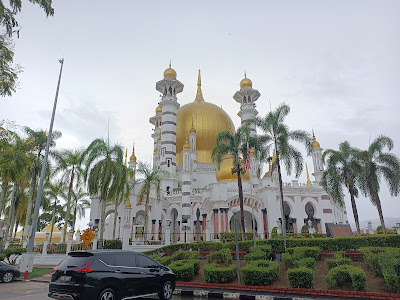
[312,129,321,149]
[129,144,137,163]
[195,69,204,102]
[189,116,196,134]
[183,134,190,151]
[124,148,128,166]
[264,157,272,178]
[306,163,312,186]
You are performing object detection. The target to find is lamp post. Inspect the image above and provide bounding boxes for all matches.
[0,226,7,254]
[232,207,241,285]
[27,58,64,255]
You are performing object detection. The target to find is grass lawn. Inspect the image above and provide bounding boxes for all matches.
[30,268,53,278]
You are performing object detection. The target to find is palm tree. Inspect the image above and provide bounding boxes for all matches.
[22,127,61,240]
[69,188,90,234]
[357,135,400,234]
[136,162,169,240]
[211,125,262,238]
[81,138,123,240]
[322,141,361,234]
[43,181,66,243]
[53,148,84,241]
[253,103,312,251]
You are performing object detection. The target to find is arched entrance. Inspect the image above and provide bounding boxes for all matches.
[171,208,180,242]
[229,210,258,233]
[282,201,295,233]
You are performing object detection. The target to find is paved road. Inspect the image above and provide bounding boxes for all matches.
[0,280,50,299]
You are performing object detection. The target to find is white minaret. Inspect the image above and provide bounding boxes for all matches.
[311,131,324,183]
[181,136,192,225]
[155,63,184,191]
[149,106,162,168]
[128,145,137,180]
[233,72,260,136]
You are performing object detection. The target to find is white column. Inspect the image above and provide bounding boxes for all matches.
[122,204,132,250]
[92,229,98,250]
[66,237,73,255]
[42,233,50,256]
[165,224,171,246]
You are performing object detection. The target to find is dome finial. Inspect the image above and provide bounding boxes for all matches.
[129,144,137,162]
[195,69,204,102]
[190,116,197,134]
[169,59,171,68]
[125,148,128,166]
[244,70,247,78]
[312,129,321,149]
[240,71,252,88]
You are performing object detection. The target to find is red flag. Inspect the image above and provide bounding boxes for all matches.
[244,145,250,171]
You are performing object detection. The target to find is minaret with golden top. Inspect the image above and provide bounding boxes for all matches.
[311,131,324,183]
[155,62,184,190]
[128,144,137,180]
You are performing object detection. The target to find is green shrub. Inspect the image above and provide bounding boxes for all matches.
[155,256,173,266]
[2,247,27,265]
[326,257,351,270]
[326,265,366,291]
[361,247,400,275]
[171,251,189,261]
[104,239,122,249]
[287,247,320,260]
[204,263,236,283]
[378,252,400,293]
[244,246,272,262]
[207,248,232,265]
[294,257,316,270]
[0,254,4,261]
[169,260,199,281]
[332,251,346,259]
[287,267,314,288]
[242,260,280,286]
[220,232,254,241]
[282,253,295,269]
[271,227,278,238]
[189,251,200,260]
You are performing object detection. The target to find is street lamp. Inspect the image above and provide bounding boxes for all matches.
[0,226,7,254]
[232,207,241,285]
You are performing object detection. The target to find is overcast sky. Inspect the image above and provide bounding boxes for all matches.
[2,0,399,231]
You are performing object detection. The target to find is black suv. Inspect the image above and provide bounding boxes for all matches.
[48,250,175,300]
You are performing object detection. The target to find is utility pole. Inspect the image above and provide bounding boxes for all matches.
[24,59,64,271]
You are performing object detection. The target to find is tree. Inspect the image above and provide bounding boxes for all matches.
[254,103,312,250]
[69,188,90,234]
[52,148,83,241]
[22,127,61,240]
[322,141,361,234]
[0,0,54,97]
[43,180,65,243]
[357,135,400,234]
[81,138,123,240]
[136,162,169,240]
[211,124,260,239]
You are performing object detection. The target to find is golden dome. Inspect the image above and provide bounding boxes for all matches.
[250,148,255,155]
[183,136,190,151]
[77,229,80,233]
[312,134,320,149]
[130,146,137,162]
[42,224,59,233]
[154,147,158,153]
[125,201,132,208]
[216,154,250,182]
[158,135,161,141]
[163,61,177,79]
[176,70,235,165]
[156,106,162,114]
[240,72,252,88]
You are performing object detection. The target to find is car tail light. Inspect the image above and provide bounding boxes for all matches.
[53,267,58,271]
[75,260,93,273]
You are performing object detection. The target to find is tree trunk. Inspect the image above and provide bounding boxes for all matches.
[13,220,19,239]
[71,199,78,237]
[276,154,287,252]
[0,182,8,219]
[63,169,75,241]
[348,184,360,235]
[24,165,38,239]
[375,195,387,234]
[99,197,106,241]
[237,166,246,241]
[112,197,119,240]
[5,182,18,239]
[49,198,57,243]
[144,186,150,242]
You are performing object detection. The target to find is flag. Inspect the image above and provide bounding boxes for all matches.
[244,144,250,171]
[271,151,277,173]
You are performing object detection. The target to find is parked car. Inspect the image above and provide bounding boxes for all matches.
[0,261,20,283]
[48,250,175,300]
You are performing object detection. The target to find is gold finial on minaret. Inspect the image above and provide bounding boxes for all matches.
[190,116,196,134]
[264,156,272,177]
[306,163,312,186]
[129,144,137,163]
[312,129,321,149]
[240,71,252,88]
[195,69,204,102]
[124,148,128,166]
[183,134,190,151]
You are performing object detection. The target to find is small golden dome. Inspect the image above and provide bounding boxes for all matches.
[154,147,158,153]
[130,146,137,162]
[183,136,190,151]
[158,135,161,141]
[125,201,132,208]
[250,148,255,155]
[312,135,320,149]
[216,154,250,182]
[163,62,177,79]
[240,72,252,88]
[77,228,80,233]
[156,106,162,114]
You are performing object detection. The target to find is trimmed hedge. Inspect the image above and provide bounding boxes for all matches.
[287,267,314,288]
[0,254,4,261]
[207,248,232,265]
[204,263,236,283]
[2,247,26,265]
[326,265,366,291]
[169,259,200,281]
[286,247,320,260]
[378,252,400,293]
[294,257,316,270]
[361,247,400,275]
[282,247,320,269]
[244,246,272,262]
[220,232,255,241]
[326,251,351,270]
[144,235,400,256]
[242,260,280,286]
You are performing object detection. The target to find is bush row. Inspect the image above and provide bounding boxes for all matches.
[287,267,314,289]
[169,259,200,281]
[242,260,280,286]
[244,246,272,262]
[283,247,318,288]
[325,265,366,291]
[326,251,351,270]
[204,263,236,283]
[207,248,232,265]
[360,247,400,275]
[144,235,400,256]
[154,250,199,266]
[378,252,400,293]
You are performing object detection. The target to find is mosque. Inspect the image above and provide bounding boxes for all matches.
[89,64,348,242]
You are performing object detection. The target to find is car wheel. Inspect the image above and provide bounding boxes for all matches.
[98,288,116,300]
[2,271,14,283]
[158,280,173,300]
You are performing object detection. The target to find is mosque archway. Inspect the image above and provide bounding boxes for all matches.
[170,208,179,242]
[229,210,258,233]
[282,201,295,233]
